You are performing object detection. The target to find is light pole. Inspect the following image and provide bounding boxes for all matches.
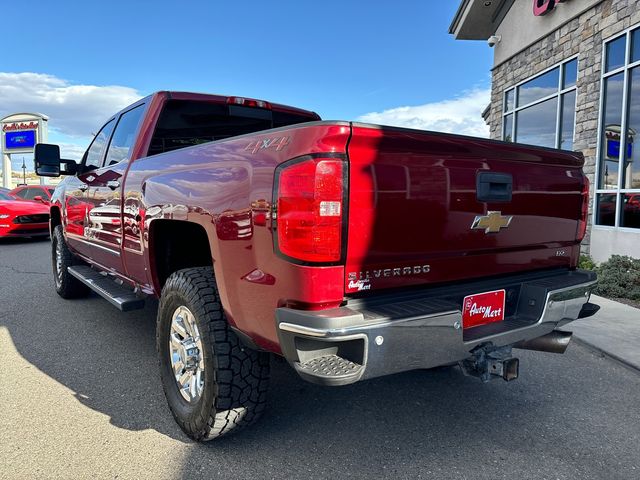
[21,157,27,185]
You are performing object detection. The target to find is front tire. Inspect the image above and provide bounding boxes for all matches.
[157,267,270,441]
[51,225,90,299]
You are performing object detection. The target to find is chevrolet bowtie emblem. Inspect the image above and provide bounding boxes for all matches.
[471,211,513,234]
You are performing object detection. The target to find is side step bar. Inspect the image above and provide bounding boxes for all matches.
[68,265,145,311]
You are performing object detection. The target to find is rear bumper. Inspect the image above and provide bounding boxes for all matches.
[276,269,598,386]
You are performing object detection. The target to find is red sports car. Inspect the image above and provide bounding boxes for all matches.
[0,191,50,238]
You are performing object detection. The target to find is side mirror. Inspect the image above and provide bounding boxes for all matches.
[34,143,78,177]
[33,195,45,203]
[35,144,61,177]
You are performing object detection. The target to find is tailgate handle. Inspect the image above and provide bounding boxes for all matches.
[477,172,512,202]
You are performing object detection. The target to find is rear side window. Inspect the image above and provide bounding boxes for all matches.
[148,100,317,156]
[106,105,145,165]
[85,120,116,170]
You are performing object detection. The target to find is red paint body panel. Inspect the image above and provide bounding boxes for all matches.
[50,92,588,355]
[344,124,585,294]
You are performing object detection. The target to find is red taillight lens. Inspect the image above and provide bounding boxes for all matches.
[577,176,589,242]
[275,156,345,263]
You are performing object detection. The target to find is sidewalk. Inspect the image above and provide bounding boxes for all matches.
[571,295,640,371]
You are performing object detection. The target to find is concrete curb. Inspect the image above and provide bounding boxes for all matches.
[572,336,640,373]
[569,294,640,373]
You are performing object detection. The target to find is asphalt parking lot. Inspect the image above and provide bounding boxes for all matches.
[1,239,639,480]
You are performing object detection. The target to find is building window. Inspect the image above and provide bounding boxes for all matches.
[595,25,640,229]
[502,57,578,149]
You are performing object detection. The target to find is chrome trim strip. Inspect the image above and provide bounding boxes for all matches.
[66,234,121,256]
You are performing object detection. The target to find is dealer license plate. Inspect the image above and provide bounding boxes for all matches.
[462,289,506,329]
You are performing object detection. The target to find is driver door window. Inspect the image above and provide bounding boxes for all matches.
[84,119,116,171]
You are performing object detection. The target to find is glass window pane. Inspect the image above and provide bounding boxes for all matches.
[503,113,513,142]
[631,27,640,63]
[621,193,640,228]
[85,120,115,170]
[605,35,626,73]
[598,73,624,189]
[563,59,578,89]
[622,67,640,189]
[596,193,617,226]
[504,89,514,112]
[514,97,558,148]
[105,105,145,166]
[559,90,576,150]
[517,68,559,107]
[23,188,40,200]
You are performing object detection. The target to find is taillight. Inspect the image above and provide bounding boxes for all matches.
[274,155,346,264]
[577,175,589,242]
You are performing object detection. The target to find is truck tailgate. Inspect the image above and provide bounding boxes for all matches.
[344,123,587,294]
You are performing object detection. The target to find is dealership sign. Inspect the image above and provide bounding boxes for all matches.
[1,121,40,151]
[2,121,39,132]
[533,0,570,16]
[1,113,48,157]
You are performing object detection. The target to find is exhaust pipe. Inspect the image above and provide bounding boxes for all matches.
[513,330,572,354]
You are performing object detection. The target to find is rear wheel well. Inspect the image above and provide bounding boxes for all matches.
[150,220,213,290]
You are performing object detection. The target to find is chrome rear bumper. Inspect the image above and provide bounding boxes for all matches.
[275,269,598,386]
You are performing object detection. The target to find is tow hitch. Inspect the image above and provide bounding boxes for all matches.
[460,344,519,382]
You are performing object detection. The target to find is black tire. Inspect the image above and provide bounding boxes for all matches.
[157,267,270,441]
[51,225,90,299]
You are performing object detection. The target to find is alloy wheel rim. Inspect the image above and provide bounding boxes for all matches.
[54,239,63,286]
[169,305,205,403]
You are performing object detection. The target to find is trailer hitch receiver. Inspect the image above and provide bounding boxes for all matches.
[460,344,519,382]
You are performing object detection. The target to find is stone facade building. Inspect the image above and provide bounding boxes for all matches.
[451,0,640,262]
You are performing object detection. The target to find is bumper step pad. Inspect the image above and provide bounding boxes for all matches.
[294,355,364,386]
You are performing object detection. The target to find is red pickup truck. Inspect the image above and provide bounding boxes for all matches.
[35,91,598,441]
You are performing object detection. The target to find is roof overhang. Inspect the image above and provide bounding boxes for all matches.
[449,0,515,39]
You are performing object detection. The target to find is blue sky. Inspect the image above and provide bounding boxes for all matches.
[0,0,492,167]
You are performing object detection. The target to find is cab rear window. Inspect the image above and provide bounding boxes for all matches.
[148,100,317,156]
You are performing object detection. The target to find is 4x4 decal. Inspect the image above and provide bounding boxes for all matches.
[244,136,290,154]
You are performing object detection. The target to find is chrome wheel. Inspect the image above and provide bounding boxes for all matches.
[169,306,205,402]
[53,237,63,287]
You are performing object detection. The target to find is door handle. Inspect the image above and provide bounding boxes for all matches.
[106,180,120,190]
[78,183,88,192]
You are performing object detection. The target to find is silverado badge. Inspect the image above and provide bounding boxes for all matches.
[471,211,513,234]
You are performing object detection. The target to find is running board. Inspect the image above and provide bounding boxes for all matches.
[68,265,145,311]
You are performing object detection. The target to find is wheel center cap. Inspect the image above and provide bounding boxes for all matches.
[180,338,200,371]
